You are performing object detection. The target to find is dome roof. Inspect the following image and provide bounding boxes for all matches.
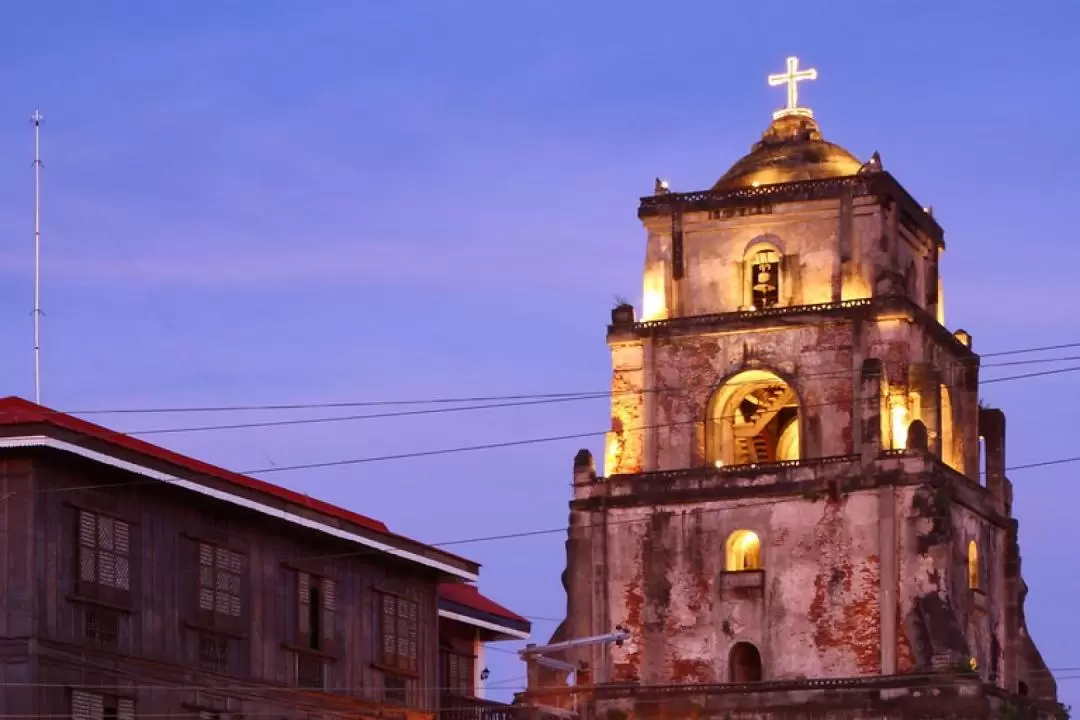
[713,114,863,191]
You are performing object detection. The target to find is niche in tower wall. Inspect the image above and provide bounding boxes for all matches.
[751,249,780,308]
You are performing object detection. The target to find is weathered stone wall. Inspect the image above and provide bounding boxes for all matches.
[648,324,855,469]
[639,194,939,324]
[591,490,890,685]
[605,311,979,479]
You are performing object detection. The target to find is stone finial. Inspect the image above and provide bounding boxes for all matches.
[573,449,597,484]
[859,150,884,174]
[654,177,670,195]
[611,303,636,325]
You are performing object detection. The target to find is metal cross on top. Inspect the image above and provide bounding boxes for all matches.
[768,56,818,120]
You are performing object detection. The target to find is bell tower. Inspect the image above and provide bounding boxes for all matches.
[530,58,1062,720]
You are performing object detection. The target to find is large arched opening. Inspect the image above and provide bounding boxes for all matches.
[729,642,763,682]
[706,369,800,466]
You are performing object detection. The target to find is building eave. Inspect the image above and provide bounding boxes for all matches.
[0,434,478,582]
[438,608,530,641]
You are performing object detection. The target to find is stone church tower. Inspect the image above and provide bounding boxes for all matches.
[526,59,1061,719]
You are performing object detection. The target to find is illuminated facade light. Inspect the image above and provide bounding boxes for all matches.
[889,394,910,450]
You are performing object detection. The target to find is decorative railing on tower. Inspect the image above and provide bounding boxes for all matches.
[636,172,942,241]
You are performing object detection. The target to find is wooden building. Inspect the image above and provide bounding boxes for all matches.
[0,396,530,720]
[437,584,530,720]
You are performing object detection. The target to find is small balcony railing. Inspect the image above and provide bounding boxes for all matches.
[439,693,518,720]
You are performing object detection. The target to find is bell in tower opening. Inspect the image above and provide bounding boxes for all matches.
[751,248,780,309]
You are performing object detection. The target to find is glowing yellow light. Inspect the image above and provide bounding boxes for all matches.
[603,432,619,476]
[841,275,871,302]
[890,397,909,450]
[751,181,761,188]
[969,656,978,671]
[714,460,724,468]
[768,56,818,120]
[725,530,762,571]
[967,540,979,590]
[641,268,667,322]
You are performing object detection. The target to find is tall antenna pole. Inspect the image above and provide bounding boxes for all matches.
[31,110,43,404]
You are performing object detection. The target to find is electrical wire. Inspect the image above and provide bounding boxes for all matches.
[0,352,1075,581]
[17,340,1080,419]
[4,361,1077,502]
[4,672,1078,693]
[122,358,1080,437]
[239,363,1080,475]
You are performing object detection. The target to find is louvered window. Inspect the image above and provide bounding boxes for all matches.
[196,542,243,628]
[378,592,418,673]
[296,571,336,654]
[442,651,473,696]
[70,690,134,720]
[76,510,131,602]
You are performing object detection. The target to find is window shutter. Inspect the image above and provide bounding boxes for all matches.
[197,542,216,626]
[397,595,408,664]
[381,594,396,666]
[117,698,135,720]
[71,690,103,720]
[114,520,131,592]
[406,600,418,672]
[77,511,97,590]
[321,579,336,654]
[297,571,311,647]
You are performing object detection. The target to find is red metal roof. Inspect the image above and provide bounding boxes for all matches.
[438,582,529,625]
[0,396,484,570]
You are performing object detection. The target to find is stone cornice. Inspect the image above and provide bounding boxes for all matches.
[607,295,976,364]
[639,171,943,246]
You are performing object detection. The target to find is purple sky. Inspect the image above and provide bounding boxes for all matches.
[0,1,1077,706]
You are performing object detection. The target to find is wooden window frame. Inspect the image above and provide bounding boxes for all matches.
[441,649,475,697]
[71,689,135,720]
[383,672,407,705]
[295,570,337,655]
[74,508,132,608]
[376,590,419,675]
[181,694,238,720]
[194,539,246,633]
[82,606,121,649]
[197,632,232,674]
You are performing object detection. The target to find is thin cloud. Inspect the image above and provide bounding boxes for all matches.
[0,236,628,291]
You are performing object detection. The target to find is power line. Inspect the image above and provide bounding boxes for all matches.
[9,356,1074,441]
[980,340,1080,358]
[4,361,1077,502]
[240,364,1080,475]
[127,393,613,436]
[26,341,1080,419]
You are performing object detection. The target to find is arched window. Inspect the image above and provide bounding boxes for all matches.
[729,642,763,682]
[725,530,762,572]
[706,369,800,467]
[967,540,980,590]
[746,246,782,310]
